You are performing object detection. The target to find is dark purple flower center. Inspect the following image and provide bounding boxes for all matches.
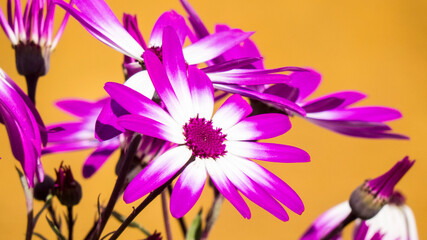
[183,116,227,159]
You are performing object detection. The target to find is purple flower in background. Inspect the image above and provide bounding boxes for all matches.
[301,192,418,240]
[42,98,120,178]
[265,70,408,139]
[0,68,46,187]
[43,97,172,178]
[354,192,418,240]
[301,157,416,240]
[105,27,310,221]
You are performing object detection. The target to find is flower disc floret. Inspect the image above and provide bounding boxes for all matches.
[183,116,227,159]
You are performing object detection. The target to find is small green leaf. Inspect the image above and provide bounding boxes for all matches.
[46,216,66,240]
[33,194,53,226]
[112,210,151,236]
[186,210,202,240]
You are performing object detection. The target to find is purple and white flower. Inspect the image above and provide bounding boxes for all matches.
[0,68,46,187]
[104,27,310,220]
[301,157,416,240]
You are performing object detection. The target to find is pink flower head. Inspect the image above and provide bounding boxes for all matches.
[0,68,46,187]
[105,27,310,221]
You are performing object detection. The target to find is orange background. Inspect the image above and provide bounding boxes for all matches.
[0,0,426,239]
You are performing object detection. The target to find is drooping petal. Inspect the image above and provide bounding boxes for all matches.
[226,141,310,163]
[187,66,214,119]
[204,158,251,219]
[183,29,254,65]
[118,114,183,144]
[42,139,99,154]
[212,94,252,130]
[123,146,192,203]
[170,158,207,218]
[217,157,289,221]
[149,10,189,47]
[82,140,120,178]
[208,71,290,85]
[228,155,305,214]
[226,113,291,141]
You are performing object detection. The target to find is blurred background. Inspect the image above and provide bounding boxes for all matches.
[0,0,426,239]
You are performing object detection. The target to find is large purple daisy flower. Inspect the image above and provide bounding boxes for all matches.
[105,27,310,221]
[0,68,46,187]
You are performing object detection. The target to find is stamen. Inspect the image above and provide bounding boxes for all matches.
[183,116,227,159]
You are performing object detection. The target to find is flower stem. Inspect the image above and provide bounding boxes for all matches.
[201,189,224,240]
[321,212,357,240]
[161,191,173,240]
[25,74,39,105]
[91,134,142,240]
[26,209,34,240]
[67,206,74,240]
[109,156,195,240]
[167,185,187,237]
[48,205,61,234]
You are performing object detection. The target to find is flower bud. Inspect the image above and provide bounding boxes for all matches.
[15,42,50,77]
[53,164,82,207]
[349,156,414,220]
[34,175,55,201]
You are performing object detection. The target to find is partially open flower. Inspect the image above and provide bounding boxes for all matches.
[350,157,414,219]
[53,163,82,207]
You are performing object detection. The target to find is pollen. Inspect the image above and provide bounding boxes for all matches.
[183,116,227,159]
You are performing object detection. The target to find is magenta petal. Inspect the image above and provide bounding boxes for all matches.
[82,140,120,178]
[104,82,176,126]
[143,50,188,123]
[303,91,366,110]
[55,98,107,118]
[217,157,289,221]
[301,202,350,240]
[208,71,290,85]
[47,122,91,142]
[55,0,144,60]
[289,70,321,102]
[227,141,310,163]
[307,107,403,122]
[229,155,305,215]
[42,140,99,154]
[149,10,188,47]
[183,29,254,65]
[187,66,214,119]
[226,113,291,141]
[170,159,207,218]
[95,98,126,141]
[205,158,251,219]
[212,94,252,130]
[162,26,192,115]
[118,114,183,144]
[213,83,306,116]
[123,146,192,203]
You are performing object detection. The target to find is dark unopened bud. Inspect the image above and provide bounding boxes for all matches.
[144,231,162,240]
[53,163,82,207]
[34,175,55,201]
[349,156,414,220]
[15,42,50,77]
